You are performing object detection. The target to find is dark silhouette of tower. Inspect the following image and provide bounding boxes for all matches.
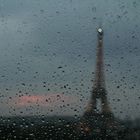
[78,28,118,139]
[84,28,113,117]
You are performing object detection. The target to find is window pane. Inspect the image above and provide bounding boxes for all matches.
[0,0,139,139]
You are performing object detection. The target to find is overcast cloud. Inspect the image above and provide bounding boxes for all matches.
[0,0,139,119]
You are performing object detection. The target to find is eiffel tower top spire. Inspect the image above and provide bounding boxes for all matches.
[94,27,105,89]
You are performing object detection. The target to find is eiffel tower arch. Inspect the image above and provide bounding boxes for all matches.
[78,28,119,139]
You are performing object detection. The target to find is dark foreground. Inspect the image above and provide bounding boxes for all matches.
[0,116,140,140]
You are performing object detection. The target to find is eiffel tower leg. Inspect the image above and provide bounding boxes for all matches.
[91,95,97,113]
[101,96,111,114]
[84,97,97,116]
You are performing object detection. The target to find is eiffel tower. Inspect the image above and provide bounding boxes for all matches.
[78,28,118,139]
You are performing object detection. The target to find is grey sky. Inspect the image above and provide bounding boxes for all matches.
[0,0,140,119]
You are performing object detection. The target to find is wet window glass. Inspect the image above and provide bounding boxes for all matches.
[0,0,140,139]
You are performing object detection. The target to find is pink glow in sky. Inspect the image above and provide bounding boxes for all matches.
[10,93,82,107]
[5,93,85,116]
